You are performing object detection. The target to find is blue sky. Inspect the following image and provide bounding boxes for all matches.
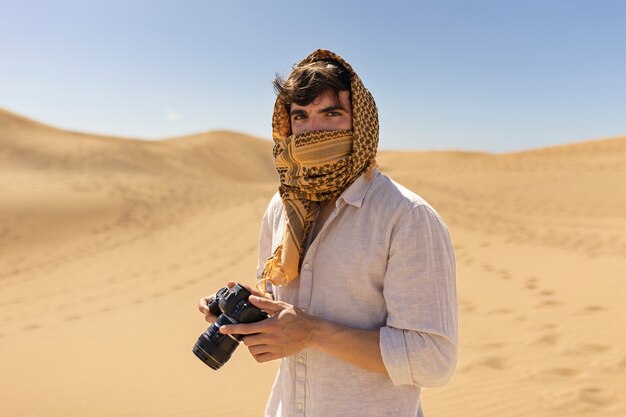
[1,0,624,152]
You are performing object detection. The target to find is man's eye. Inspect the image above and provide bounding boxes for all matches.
[327,111,341,117]
[292,114,306,121]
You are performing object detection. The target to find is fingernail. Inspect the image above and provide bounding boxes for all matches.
[219,326,227,333]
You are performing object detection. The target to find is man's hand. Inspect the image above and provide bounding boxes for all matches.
[219,296,316,363]
[219,295,388,375]
[197,281,263,324]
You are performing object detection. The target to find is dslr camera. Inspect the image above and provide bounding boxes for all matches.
[193,283,268,370]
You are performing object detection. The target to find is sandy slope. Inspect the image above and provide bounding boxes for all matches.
[1,108,624,416]
[377,140,626,416]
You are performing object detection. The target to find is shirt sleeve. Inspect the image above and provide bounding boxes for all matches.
[379,203,458,387]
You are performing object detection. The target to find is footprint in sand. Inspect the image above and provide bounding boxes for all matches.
[577,387,619,407]
[486,308,514,315]
[537,367,581,379]
[11,297,24,305]
[459,300,477,313]
[463,356,510,372]
[547,387,619,412]
[577,343,611,354]
[498,270,512,280]
[581,305,606,313]
[536,299,562,308]
[191,257,204,266]
[167,262,181,272]
[480,342,506,350]
[65,314,82,321]
[533,333,561,346]
[562,343,611,356]
[462,258,475,267]
[524,277,538,290]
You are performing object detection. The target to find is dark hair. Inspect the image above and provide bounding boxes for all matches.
[273,59,351,109]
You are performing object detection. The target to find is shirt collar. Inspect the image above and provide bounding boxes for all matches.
[337,167,380,208]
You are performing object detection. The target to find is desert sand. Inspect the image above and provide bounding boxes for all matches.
[1,107,624,416]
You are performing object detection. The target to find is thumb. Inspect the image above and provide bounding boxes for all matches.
[248,295,287,315]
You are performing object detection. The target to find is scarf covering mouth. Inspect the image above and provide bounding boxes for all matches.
[257,49,379,295]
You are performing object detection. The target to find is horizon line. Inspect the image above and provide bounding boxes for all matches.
[1,106,623,156]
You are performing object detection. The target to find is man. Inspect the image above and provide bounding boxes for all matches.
[198,49,458,417]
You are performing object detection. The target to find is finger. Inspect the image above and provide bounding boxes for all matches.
[226,281,258,297]
[220,320,268,336]
[198,296,212,315]
[242,283,260,296]
[248,343,271,355]
[247,295,287,314]
[252,351,280,363]
[228,281,262,297]
[242,333,271,347]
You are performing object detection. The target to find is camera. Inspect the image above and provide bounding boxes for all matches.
[193,283,268,370]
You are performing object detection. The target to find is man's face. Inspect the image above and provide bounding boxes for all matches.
[289,89,352,135]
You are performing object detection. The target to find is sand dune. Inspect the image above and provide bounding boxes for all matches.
[1,108,624,416]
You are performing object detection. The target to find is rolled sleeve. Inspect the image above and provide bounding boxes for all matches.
[380,326,413,385]
[380,203,458,387]
[381,327,457,387]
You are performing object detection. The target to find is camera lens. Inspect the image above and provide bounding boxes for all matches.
[192,314,243,370]
[193,283,269,370]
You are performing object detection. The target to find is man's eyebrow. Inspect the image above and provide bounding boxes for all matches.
[289,109,307,117]
[318,104,348,113]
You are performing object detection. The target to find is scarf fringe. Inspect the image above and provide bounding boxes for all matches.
[256,245,291,296]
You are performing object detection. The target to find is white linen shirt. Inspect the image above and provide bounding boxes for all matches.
[258,168,458,417]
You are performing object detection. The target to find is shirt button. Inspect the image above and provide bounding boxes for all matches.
[303,262,310,269]
[297,356,305,363]
[296,402,303,410]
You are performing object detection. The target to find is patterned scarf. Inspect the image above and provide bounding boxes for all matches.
[257,49,379,295]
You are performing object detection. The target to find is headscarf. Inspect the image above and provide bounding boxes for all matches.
[257,49,379,295]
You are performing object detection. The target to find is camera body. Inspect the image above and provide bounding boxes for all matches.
[193,283,268,370]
